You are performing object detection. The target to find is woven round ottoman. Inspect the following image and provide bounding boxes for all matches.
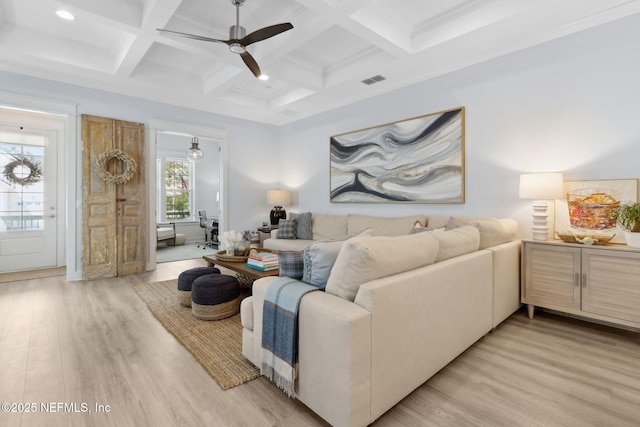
[177,267,220,307]
[191,274,241,321]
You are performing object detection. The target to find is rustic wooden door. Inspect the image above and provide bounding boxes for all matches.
[82,115,146,279]
[115,120,146,276]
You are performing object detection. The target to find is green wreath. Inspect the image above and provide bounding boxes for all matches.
[3,157,43,187]
[95,149,137,185]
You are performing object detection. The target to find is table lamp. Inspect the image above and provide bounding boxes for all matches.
[519,172,564,240]
[267,189,291,227]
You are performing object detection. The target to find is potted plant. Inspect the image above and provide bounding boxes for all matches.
[614,202,640,248]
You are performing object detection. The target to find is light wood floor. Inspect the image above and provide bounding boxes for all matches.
[0,259,638,427]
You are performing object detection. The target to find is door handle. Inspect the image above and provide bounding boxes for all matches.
[116,198,127,202]
[582,273,587,288]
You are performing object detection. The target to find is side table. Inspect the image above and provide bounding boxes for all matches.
[257,226,273,248]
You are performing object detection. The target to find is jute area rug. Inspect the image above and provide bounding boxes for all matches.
[133,279,259,390]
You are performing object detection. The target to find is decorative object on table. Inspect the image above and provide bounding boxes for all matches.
[186,136,204,163]
[613,202,640,248]
[233,239,251,256]
[133,279,259,389]
[218,230,243,255]
[555,230,615,246]
[94,148,137,184]
[246,250,279,272]
[234,273,255,288]
[330,107,465,203]
[555,179,638,245]
[267,189,291,226]
[249,231,260,248]
[519,172,564,240]
[214,250,247,262]
[3,156,43,187]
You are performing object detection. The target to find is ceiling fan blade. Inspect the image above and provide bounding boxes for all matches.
[240,51,262,78]
[157,28,231,45]
[241,23,293,46]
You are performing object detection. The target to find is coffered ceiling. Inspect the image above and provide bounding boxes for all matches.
[1,0,639,125]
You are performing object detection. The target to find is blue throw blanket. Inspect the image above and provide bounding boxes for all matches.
[261,277,319,397]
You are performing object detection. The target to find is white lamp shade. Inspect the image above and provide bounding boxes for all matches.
[267,190,291,206]
[519,173,564,200]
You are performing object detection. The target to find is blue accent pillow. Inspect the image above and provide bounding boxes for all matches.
[277,218,297,239]
[290,212,312,240]
[278,250,304,279]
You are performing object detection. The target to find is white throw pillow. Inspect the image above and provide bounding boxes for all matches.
[432,225,480,262]
[446,216,517,249]
[469,218,517,249]
[312,214,349,241]
[347,214,427,236]
[325,231,440,301]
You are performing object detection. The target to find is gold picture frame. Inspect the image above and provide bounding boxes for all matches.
[554,178,639,244]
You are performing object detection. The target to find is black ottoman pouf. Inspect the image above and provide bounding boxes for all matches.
[191,274,241,321]
[177,267,220,307]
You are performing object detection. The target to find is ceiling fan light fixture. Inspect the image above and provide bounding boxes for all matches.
[258,74,269,81]
[56,10,75,21]
[229,43,246,54]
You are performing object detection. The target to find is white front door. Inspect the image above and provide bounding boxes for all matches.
[0,125,58,272]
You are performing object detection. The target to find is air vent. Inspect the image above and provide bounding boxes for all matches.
[361,75,386,85]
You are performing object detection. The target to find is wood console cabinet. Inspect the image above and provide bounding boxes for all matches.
[522,240,640,329]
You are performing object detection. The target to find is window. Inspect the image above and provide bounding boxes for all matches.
[0,140,46,232]
[157,157,194,222]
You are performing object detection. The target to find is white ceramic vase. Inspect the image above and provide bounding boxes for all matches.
[623,231,640,248]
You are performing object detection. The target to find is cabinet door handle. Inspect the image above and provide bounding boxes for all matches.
[575,272,580,287]
[582,273,587,288]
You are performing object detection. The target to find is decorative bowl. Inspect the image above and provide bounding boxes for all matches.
[555,230,615,246]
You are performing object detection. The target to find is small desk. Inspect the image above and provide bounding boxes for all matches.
[203,254,279,281]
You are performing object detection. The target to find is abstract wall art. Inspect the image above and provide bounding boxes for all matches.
[330,107,465,203]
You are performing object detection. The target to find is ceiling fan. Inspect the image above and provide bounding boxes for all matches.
[157,0,293,78]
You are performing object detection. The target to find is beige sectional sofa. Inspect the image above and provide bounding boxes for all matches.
[242,214,520,427]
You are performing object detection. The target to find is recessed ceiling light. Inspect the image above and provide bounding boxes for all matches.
[56,10,76,21]
[258,74,269,81]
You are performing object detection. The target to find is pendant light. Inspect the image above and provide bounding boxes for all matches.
[187,136,204,163]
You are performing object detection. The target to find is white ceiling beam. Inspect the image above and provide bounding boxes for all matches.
[60,0,142,32]
[114,0,184,77]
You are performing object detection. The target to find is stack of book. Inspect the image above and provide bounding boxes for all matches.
[246,251,279,271]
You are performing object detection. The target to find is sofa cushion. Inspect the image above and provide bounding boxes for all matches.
[347,214,427,236]
[446,217,517,249]
[290,212,312,240]
[432,225,480,262]
[264,239,314,252]
[278,250,304,279]
[325,231,440,301]
[302,228,373,289]
[312,214,349,241]
[277,218,297,239]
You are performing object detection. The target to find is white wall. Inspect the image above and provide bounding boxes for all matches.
[278,13,640,238]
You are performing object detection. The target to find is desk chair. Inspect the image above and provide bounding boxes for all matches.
[198,210,218,248]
